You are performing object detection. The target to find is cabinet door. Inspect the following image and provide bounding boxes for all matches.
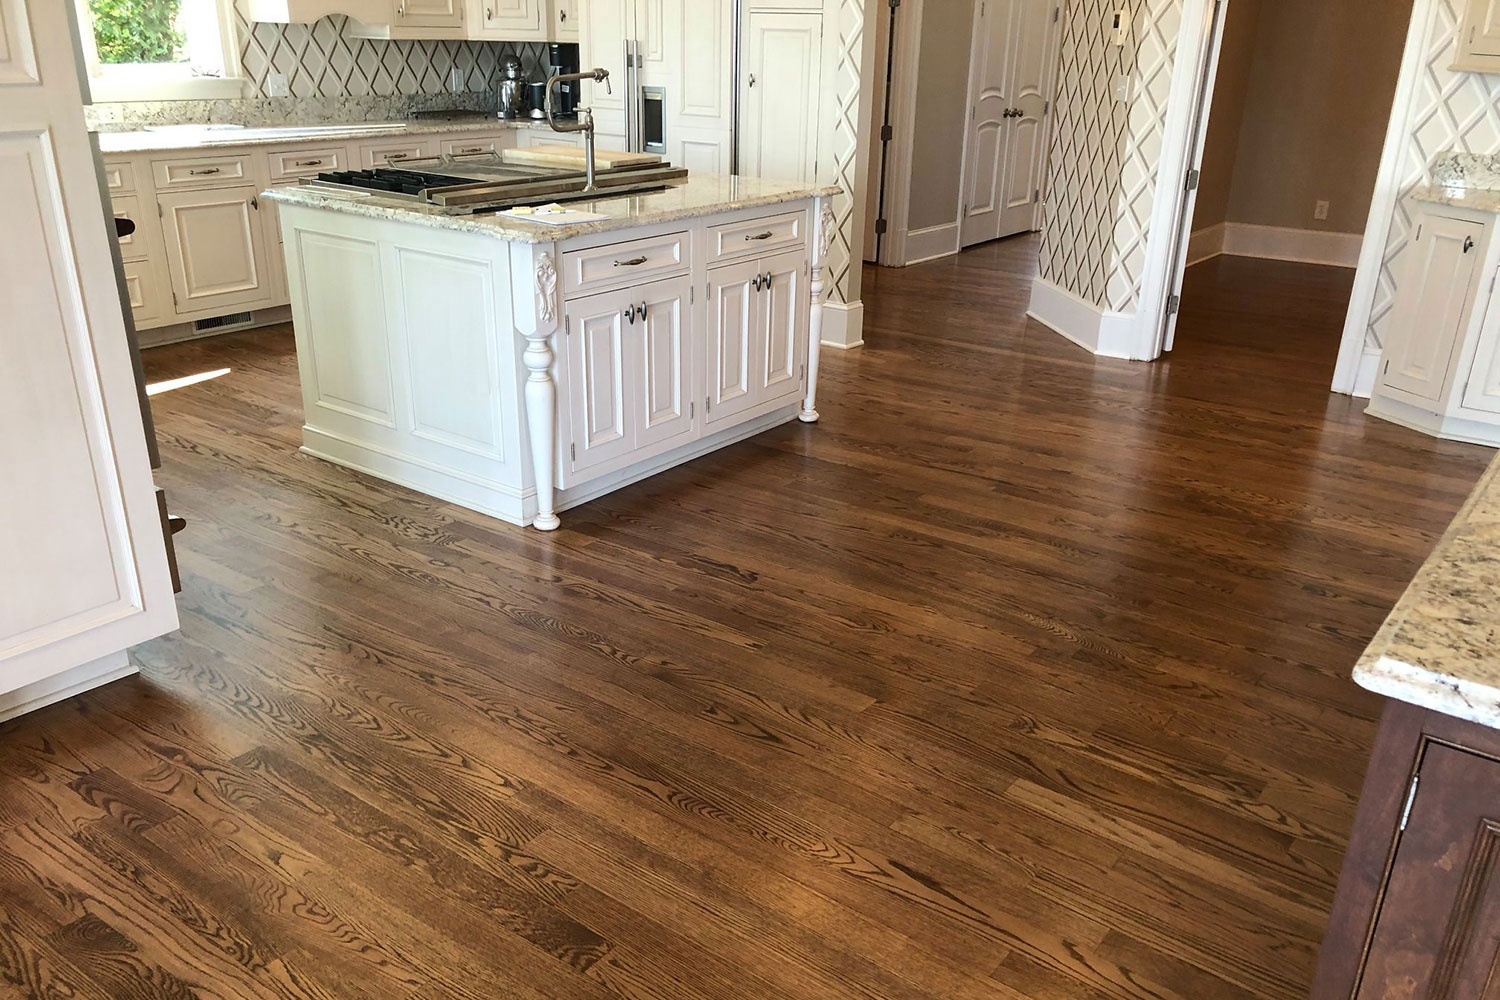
[396,0,464,28]
[740,11,821,183]
[579,0,630,125]
[1462,0,1500,60]
[475,0,542,37]
[157,185,274,315]
[634,275,694,450]
[757,248,807,405]
[552,0,579,39]
[565,286,635,472]
[1379,215,1484,403]
[1354,744,1500,999]
[705,257,761,426]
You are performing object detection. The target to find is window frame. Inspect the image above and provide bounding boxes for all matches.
[74,0,249,102]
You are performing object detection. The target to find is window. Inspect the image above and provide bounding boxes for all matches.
[75,0,246,101]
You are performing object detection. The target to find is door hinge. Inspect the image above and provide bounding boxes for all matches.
[1384,359,1391,375]
[1034,187,1041,203]
[1043,99,1050,114]
[157,201,163,217]
[874,217,889,235]
[690,285,694,305]
[1399,774,1420,832]
[564,316,570,335]
[979,0,985,15]
[1053,5,1060,22]
[1166,294,1181,315]
[570,442,577,462]
[880,123,894,142]
[888,0,899,8]
[705,396,711,414]
[1416,223,1423,242]
[1186,168,1200,192]
[690,401,695,419]
[171,289,178,307]
[800,363,805,382]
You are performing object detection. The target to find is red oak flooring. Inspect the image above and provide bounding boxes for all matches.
[0,238,1491,1000]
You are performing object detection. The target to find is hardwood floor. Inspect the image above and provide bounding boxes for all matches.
[1,239,1491,1000]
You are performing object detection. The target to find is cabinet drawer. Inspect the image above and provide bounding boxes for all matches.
[122,260,165,324]
[152,153,253,189]
[267,146,350,181]
[102,159,136,194]
[706,211,806,263]
[442,134,510,157]
[110,196,148,261]
[561,231,689,296]
[358,138,438,167]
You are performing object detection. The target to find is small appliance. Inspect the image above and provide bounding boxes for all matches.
[547,43,581,118]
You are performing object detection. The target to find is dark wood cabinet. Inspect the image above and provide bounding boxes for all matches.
[1314,701,1500,998]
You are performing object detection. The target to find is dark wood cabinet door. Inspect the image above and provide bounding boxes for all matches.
[1357,743,1500,999]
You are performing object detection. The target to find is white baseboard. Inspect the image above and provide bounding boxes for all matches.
[1027,278,1138,360]
[1353,348,1381,399]
[1185,223,1363,269]
[138,305,292,349]
[821,300,865,350]
[902,223,960,266]
[1186,223,1226,266]
[0,650,135,724]
[1365,393,1500,447]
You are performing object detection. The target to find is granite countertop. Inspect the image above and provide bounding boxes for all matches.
[1355,454,1500,727]
[1411,184,1500,214]
[263,174,839,244]
[96,117,554,154]
[1411,151,1500,213]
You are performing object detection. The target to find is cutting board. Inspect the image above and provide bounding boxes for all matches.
[502,145,663,169]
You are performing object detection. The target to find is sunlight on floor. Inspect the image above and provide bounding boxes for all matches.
[146,368,231,396]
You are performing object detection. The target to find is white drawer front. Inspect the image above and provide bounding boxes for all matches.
[562,231,689,297]
[268,146,349,180]
[707,211,805,264]
[122,260,165,324]
[103,159,136,194]
[442,134,509,157]
[152,153,252,189]
[359,139,438,167]
[110,195,147,261]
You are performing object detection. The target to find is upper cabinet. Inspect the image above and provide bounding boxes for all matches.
[248,0,573,40]
[1455,0,1500,72]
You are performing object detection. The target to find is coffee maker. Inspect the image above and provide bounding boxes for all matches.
[546,43,581,119]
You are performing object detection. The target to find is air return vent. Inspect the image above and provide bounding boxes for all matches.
[194,312,255,333]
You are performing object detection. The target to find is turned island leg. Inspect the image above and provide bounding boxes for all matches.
[801,199,835,424]
[521,249,561,531]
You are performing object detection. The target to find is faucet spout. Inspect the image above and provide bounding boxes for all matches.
[546,68,611,192]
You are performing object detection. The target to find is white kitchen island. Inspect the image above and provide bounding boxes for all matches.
[265,174,836,530]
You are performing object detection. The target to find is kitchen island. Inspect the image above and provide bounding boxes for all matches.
[265,172,837,530]
[1312,453,1500,997]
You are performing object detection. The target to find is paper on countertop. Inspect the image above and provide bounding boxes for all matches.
[501,204,611,225]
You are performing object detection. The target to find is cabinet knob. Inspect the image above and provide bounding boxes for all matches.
[1465,236,1476,254]
[560,8,567,19]
[748,73,756,88]
[639,301,648,321]
[624,304,637,323]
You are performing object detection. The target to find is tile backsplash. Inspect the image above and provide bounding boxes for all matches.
[89,12,560,129]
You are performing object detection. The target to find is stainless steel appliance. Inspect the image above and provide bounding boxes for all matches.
[528,82,549,119]
[498,54,527,119]
[548,43,581,118]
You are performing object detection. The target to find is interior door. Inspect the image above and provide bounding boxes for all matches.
[706,258,761,425]
[757,249,808,405]
[995,0,1057,238]
[158,185,273,315]
[634,275,694,450]
[740,11,822,183]
[564,286,635,472]
[1379,216,1484,403]
[1,0,177,700]
[960,0,1017,247]
[1354,744,1500,999]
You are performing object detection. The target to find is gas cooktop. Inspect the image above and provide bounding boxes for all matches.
[314,167,475,195]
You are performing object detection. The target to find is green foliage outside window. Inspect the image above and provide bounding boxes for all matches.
[88,0,185,65]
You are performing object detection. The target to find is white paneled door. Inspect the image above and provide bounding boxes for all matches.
[740,11,822,184]
[960,0,1059,247]
[158,185,274,315]
[0,0,177,714]
[1379,216,1485,403]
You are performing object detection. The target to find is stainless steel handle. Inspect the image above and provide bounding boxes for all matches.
[752,274,763,291]
[624,304,637,323]
[763,272,772,290]
[188,167,221,175]
[386,152,408,161]
[293,158,324,166]
[745,231,773,241]
[250,195,258,210]
[639,301,648,321]
[455,146,484,154]
[614,256,648,267]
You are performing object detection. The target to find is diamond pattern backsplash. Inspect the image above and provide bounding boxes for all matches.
[1363,0,1500,352]
[234,11,550,99]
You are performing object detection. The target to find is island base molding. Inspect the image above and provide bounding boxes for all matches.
[1366,393,1500,448]
[0,651,136,725]
[303,404,803,527]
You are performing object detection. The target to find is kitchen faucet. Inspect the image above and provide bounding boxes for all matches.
[546,68,611,192]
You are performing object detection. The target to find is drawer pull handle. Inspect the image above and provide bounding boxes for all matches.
[294,158,324,166]
[456,146,484,154]
[188,167,221,175]
[614,256,648,267]
[386,153,408,161]
[745,231,773,241]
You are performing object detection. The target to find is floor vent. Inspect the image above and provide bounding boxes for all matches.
[194,311,255,333]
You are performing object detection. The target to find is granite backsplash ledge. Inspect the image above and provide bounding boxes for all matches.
[1431,152,1500,191]
[86,93,503,131]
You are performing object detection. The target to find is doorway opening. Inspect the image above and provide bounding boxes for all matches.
[1156,0,1414,373]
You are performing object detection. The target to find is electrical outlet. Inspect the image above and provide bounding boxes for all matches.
[1113,74,1133,103]
[266,72,289,98]
[1314,200,1330,221]
[449,67,465,92]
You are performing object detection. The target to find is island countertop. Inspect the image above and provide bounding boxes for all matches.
[1355,452,1500,727]
[263,174,840,244]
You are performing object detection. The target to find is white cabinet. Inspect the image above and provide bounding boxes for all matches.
[1378,215,1484,402]
[1455,0,1500,71]
[392,0,463,29]
[157,185,275,316]
[739,11,822,183]
[706,246,809,426]
[468,0,542,37]
[564,274,694,476]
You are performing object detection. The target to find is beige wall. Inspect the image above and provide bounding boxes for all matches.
[1192,0,1260,231]
[1193,0,1411,236]
[907,0,975,232]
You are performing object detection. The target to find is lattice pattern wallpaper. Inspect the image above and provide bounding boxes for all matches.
[233,11,548,99]
[1038,0,1182,314]
[1363,0,1500,352]
[822,0,867,307]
